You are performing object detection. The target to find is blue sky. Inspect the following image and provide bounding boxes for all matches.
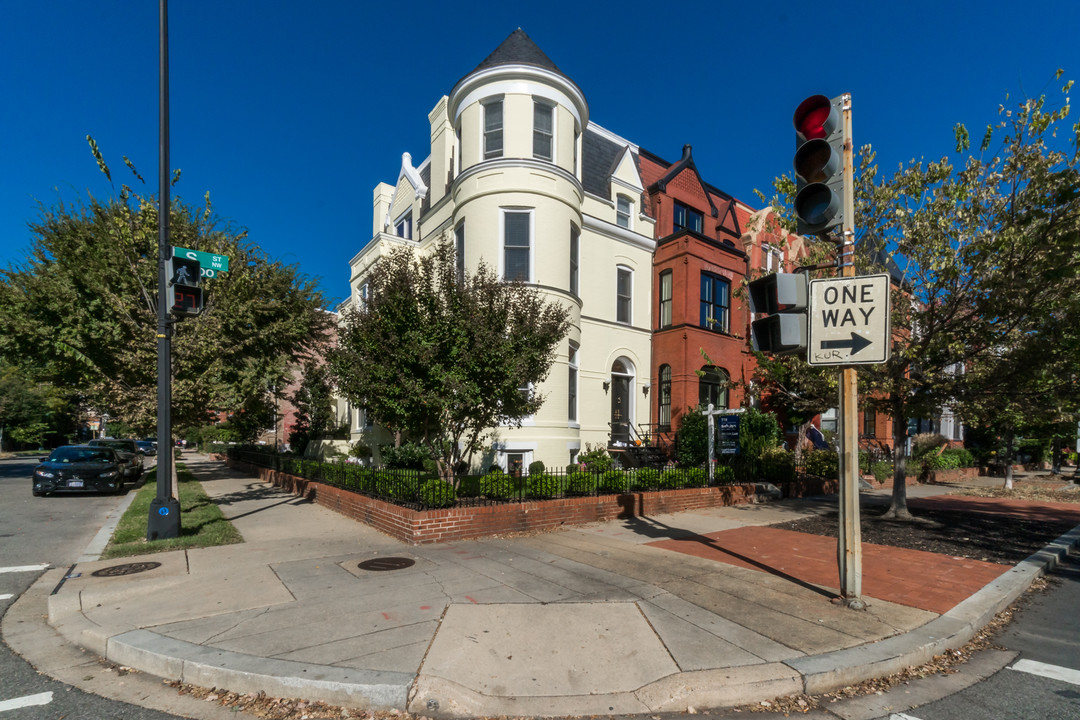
[2,0,1076,306]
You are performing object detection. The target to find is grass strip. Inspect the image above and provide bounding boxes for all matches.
[102,463,243,559]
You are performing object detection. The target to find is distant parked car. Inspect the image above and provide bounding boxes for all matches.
[33,445,126,496]
[88,438,144,479]
[136,440,157,456]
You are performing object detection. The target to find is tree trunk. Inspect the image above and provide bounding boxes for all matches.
[1003,430,1015,490]
[795,420,810,463]
[1051,436,1062,475]
[883,393,912,519]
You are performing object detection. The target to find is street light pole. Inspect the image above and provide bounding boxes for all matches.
[148,0,180,540]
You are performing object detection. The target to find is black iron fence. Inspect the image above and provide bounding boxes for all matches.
[230,448,791,511]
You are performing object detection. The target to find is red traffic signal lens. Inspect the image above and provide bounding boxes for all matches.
[794,95,839,141]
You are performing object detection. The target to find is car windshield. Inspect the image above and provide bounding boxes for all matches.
[49,447,115,463]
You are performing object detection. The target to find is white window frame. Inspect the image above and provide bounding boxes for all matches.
[394,211,412,240]
[568,342,579,427]
[569,224,579,296]
[616,265,633,325]
[500,208,534,283]
[483,98,503,160]
[762,243,783,272]
[500,449,534,475]
[533,100,555,161]
[616,194,633,229]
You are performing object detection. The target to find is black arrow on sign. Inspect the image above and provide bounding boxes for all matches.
[821,332,873,355]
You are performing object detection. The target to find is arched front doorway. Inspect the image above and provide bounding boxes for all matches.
[610,358,634,444]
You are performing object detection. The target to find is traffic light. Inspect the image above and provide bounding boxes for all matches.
[168,251,203,316]
[793,94,846,237]
[748,273,808,355]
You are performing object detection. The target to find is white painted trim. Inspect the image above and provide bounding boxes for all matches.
[499,207,535,284]
[616,265,633,326]
[450,66,588,128]
[587,121,639,154]
[582,214,655,253]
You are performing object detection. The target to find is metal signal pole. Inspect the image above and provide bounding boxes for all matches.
[836,93,862,607]
[149,0,180,540]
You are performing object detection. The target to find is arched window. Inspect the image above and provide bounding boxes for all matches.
[658,365,672,430]
[698,366,729,409]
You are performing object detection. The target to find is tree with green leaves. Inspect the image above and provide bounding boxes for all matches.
[0,139,334,439]
[329,242,570,481]
[0,362,74,450]
[288,358,337,453]
[756,73,1080,518]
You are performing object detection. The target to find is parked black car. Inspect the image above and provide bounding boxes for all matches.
[88,438,145,479]
[136,440,157,456]
[32,445,126,496]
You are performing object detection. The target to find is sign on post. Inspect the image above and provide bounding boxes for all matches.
[173,246,230,278]
[718,415,740,455]
[807,274,891,366]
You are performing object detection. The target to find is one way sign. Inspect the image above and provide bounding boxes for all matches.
[807,274,891,366]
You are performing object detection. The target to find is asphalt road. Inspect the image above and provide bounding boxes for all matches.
[877,552,1080,720]
[0,455,190,719]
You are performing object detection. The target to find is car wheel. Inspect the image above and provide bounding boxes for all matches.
[32,489,45,497]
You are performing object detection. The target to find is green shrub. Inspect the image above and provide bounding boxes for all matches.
[870,461,893,483]
[527,473,562,498]
[683,467,709,487]
[578,444,613,472]
[911,433,948,459]
[759,447,796,484]
[657,469,681,489]
[380,442,431,470]
[675,406,709,467]
[375,470,416,502]
[566,471,595,495]
[630,468,660,491]
[739,407,781,457]
[712,465,735,485]
[598,469,628,493]
[805,449,839,479]
[479,469,516,500]
[528,460,546,475]
[417,479,457,508]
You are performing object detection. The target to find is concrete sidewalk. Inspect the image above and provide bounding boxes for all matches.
[11,456,1080,717]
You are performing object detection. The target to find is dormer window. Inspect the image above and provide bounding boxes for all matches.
[395,211,412,239]
[533,101,554,161]
[673,201,703,233]
[484,100,503,159]
[616,195,633,229]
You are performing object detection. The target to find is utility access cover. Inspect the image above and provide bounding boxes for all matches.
[808,274,891,366]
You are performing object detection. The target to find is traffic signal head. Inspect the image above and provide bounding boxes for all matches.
[793,94,846,237]
[168,252,203,316]
[747,272,808,355]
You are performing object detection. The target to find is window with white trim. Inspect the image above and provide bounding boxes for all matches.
[455,222,465,283]
[659,270,672,328]
[616,195,632,229]
[502,209,531,282]
[395,211,412,239]
[568,342,579,423]
[484,100,503,159]
[569,224,579,295]
[616,266,632,324]
[762,243,783,272]
[533,101,553,161]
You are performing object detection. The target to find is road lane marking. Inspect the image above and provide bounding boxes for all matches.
[888,714,924,720]
[0,564,48,574]
[0,691,53,712]
[1010,658,1080,687]
[0,594,13,601]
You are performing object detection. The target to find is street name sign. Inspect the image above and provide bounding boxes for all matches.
[807,273,891,366]
[173,246,230,277]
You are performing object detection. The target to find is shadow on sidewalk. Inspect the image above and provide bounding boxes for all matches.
[622,513,836,600]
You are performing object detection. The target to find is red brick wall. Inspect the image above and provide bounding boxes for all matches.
[227,458,829,545]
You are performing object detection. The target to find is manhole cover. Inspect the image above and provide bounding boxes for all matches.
[91,562,162,577]
[358,557,415,571]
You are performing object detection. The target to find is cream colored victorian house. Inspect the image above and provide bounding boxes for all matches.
[343,30,655,471]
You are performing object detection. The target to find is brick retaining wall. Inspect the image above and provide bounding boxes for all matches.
[224,457,837,545]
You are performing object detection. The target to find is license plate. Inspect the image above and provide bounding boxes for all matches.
[68,479,84,488]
